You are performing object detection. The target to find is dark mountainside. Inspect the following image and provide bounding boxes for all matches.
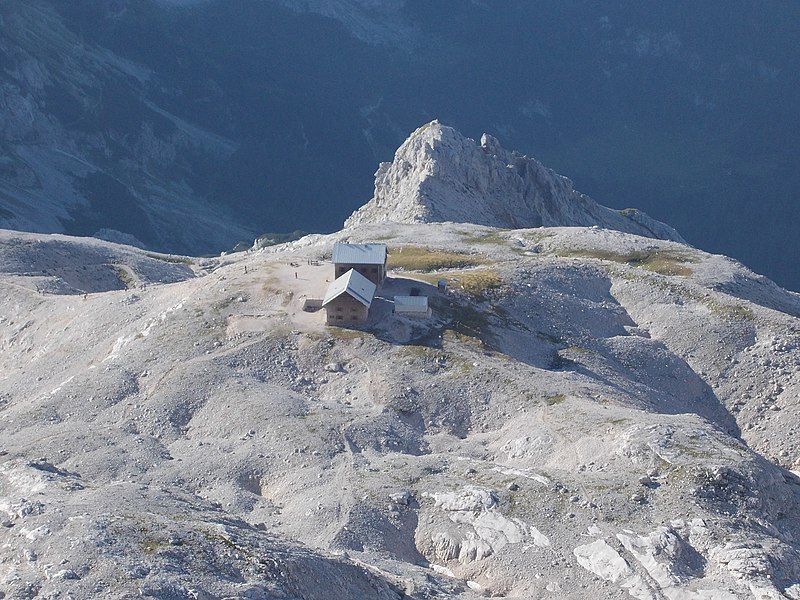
[1,0,799,289]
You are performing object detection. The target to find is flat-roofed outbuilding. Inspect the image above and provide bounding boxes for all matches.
[394,295,431,318]
[332,242,387,286]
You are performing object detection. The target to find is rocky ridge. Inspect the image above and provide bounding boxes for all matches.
[346,121,684,243]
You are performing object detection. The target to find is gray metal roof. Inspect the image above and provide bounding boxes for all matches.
[394,295,429,312]
[332,243,387,265]
[322,268,376,308]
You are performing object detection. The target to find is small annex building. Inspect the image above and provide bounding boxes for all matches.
[394,295,431,318]
[322,268,377,325]
[332,242,387,286]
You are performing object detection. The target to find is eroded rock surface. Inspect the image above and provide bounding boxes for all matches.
[1,218,799,598]
[346,121,684,243]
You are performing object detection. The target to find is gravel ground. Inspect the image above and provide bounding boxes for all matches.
[1,224,799,599]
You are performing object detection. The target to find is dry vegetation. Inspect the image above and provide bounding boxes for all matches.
[414,269,504,299]
[387,246,504,298]
[562,248,697,277]
[388,245,484,272]
[703,299,755,321]
[545,393,567,405]
[459,230,510,245]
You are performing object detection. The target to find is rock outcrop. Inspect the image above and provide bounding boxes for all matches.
[346,121,684,243]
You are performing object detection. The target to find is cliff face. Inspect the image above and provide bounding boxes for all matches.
[346,122,684,242]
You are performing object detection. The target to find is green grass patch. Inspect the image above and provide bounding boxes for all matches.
[703,299,755,321]
[388,245,484,272]
[110,265,135,288]
[398,344,436,359]
[545,393,567,405]
[370,233,398,241]
[443,328,484,351]
[140,539,164,554]
[413,269,504,299]
[327,328,367,340]
[724,305,755,320]
[637,276,755,322]
[563,248,696,277]
[459,229,509,245]
[451,270,505,298]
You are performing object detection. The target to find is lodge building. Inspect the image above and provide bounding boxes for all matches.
[331,243,387,286]
[321,268,376,325]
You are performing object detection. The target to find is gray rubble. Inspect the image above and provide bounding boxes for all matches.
[2,219,799,599]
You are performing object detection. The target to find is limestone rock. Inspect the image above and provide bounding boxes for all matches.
[345,121,684,243]
[2,216,800,599]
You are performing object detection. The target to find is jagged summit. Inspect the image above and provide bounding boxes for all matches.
[346,121,684,242]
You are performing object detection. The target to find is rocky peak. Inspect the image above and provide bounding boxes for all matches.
[346,121,684,242]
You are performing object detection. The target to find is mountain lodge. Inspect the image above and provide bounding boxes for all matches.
[321,268,376,324]
[331,242,387,286]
